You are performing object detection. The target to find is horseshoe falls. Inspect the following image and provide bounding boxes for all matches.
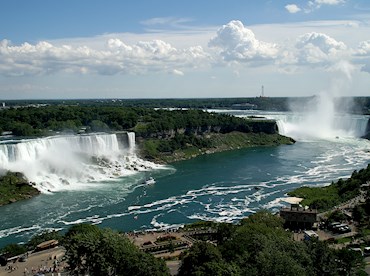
[271,112,369,141]
[0,112,370,248]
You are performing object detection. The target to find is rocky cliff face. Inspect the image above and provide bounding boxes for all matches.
[246,120,278,134]
[139,120,279,139]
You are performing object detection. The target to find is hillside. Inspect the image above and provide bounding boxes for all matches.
[288,164,370,211]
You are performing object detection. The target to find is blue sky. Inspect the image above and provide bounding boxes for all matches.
[0,0,370,99]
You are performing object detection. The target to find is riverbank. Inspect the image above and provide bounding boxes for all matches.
[287,164,370,212]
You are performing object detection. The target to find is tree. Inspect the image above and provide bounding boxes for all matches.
[11,122,36,136]
[327,210,347,222]
[335,248,365,275]
[0,243,27,257]
[352,205,367,224]
[304,239,338,276]
[27,230,63,250]
[215,222,235,246]
[254,244,309,276]
[178,242,239,276]
[64,224,169,276]
[89,120,110,132]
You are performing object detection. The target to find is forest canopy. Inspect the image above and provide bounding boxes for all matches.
[0,105,277,137]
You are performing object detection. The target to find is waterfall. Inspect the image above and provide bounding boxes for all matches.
[127,132,136,152]
[0,134,120,165]
[270,113,370,140]
[0,132,156,193]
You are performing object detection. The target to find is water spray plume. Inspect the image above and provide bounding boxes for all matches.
[283,61,363,140]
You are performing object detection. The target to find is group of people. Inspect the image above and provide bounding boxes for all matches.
[23,263,62,275]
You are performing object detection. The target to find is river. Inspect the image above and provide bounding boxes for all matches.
[0,110,369,248]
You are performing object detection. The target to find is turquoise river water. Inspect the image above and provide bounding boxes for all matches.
[0,110,369,247]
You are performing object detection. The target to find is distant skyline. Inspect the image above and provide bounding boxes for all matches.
[0,0,370,99]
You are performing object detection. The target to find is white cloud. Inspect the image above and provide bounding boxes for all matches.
[140,17,193,28]
[294,32,347,65]
[0,19,367,80]
[172,69,184,76]
[356,40,370,56]
[302,0,345,13]
[285,4,301,13]
[315,0,345,6]
[0,38,210,77]
[353,40,370,73]
[208,20,279,64]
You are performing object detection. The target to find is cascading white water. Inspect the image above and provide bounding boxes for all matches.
[262,93,369,140]
[272,112,369,140]
[127,132,136,152]
[0,132,159,193]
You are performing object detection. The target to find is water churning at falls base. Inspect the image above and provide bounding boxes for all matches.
[0,132,163,193]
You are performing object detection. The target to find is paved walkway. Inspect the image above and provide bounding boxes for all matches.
[0,247,66,276]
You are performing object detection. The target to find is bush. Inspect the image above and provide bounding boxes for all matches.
[0,244,27,257]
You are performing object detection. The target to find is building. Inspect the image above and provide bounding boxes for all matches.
[36,239,59,251]
[279,197,318,230]
[230,103,257,110]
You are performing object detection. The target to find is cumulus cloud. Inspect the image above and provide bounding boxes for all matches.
[356,40,370,56]
[353,40,370,73]
[285,4,301,13]
[0,38,209,77]
[294,32,347,65]
[0,20,366,78]
[208,20,279,64]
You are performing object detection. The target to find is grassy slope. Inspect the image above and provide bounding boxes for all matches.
[288,164,370,211]
[288,185,341,211]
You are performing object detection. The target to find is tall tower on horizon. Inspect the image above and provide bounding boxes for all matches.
[261,85,264,97]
